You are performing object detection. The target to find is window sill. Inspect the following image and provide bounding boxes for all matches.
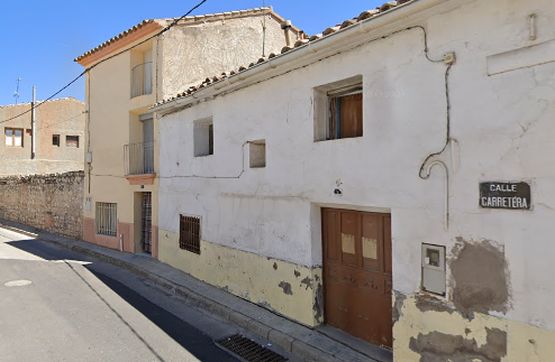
[126,173,156,185]
[130,92,153,99]
[96,233,117,238]
[314,135,364,143]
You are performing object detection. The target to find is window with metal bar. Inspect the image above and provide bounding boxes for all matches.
[328,86,363,140]
[96,202,117,236]
[179,215,201,254]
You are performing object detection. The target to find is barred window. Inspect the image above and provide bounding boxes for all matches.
[96,202,117,236]
[179,215,200,254]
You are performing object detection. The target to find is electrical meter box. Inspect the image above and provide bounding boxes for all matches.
[421,243,446,295]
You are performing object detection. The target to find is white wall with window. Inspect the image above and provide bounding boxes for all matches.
[155,0,555,358]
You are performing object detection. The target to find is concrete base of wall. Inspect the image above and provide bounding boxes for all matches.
[158,229,322,327]
[83,217,158,257]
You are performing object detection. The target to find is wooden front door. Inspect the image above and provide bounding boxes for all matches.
[322,208,392,347]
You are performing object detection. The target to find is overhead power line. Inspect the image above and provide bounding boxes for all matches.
[0,0,208,125]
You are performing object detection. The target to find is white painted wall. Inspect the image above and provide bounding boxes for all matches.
[159,0,555,331]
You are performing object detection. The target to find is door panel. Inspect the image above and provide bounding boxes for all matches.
[323,209,392,347]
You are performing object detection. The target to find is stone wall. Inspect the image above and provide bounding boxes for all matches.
[0,171,83,238]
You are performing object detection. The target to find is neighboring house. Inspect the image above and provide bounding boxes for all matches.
[153,0,555,360]
[0,98,85,176]
[75,8,300,258]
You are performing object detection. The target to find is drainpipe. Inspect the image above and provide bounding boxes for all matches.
[281,20,292,47]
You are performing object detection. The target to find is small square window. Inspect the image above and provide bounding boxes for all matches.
[66,135,79,148]
[179,215,201,254]
[194,118,213,157]
[314,76,363,141]
[52,134,60,147]
[249,140,266,168]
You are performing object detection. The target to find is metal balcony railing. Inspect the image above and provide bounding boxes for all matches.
[124,142,154,176]
[131,62,153,98]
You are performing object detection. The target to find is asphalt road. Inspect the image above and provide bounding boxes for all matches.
[0,227,239,362]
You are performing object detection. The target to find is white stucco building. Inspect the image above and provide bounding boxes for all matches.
[153,0,555,359]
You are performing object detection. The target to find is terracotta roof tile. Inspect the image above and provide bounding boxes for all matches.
[75,19,156,62]
[155,0,416,108]
[75,8,299,64]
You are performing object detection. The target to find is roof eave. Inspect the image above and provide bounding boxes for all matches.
[153,0,452,115]
[75,20,163,67]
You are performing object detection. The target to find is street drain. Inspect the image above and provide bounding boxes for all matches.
[216,334,287,362]
[4,280,32,287]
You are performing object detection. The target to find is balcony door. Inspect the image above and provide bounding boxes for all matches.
[141,114,154,174]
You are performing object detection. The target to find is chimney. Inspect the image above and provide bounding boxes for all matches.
[281,20,292,47]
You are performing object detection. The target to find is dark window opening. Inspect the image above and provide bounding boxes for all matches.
[66,135,79,148]
[179,215,201,254]
[52,134,60,146]
[328,87,363,140]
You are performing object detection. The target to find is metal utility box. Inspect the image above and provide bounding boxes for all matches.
[421,243,446,295]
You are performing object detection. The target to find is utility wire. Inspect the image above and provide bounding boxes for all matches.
[0,0,208,125]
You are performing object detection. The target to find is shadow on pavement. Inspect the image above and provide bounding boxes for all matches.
[6,238,237,362]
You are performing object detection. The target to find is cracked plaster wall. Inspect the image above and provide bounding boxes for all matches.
[158,0,555,353]
[160,14,290,99]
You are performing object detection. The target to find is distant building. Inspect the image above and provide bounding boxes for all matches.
[75,8,300,257]
[153,0,555,360]
[0,97,85,176]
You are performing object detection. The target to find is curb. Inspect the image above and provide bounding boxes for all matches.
[44,236,339,361]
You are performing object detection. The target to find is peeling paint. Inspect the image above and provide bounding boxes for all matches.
[415,293,455,315]
[278,281,293,295]
[313,283,323,323]
[450,238,510,318]
[393,290,407,324]
[409,328,507,362]
[300,276,313,290]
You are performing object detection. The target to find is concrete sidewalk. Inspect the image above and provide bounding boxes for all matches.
[0,220,389,362]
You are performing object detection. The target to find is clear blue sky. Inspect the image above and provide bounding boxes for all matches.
[0,1,384,104]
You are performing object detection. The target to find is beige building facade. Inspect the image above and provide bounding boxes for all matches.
[0,98,85,176]
[76,8,300,257]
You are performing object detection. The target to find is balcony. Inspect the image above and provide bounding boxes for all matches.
[124,142,155,185]
[131,62,153,98]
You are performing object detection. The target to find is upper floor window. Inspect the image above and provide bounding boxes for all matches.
[66,135,79,148]
[314,76,363,141]
[194,118,214,157]
[131,48,153,98]
[52,134,60,147]
[5,128,23,147]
